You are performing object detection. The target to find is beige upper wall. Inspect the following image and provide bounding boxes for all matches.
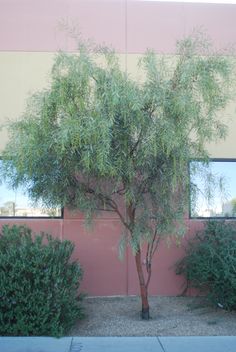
[0,52,54,151]
[206,100,236,158]
[0,51,236,157]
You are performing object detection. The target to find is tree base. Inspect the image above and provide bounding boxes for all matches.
[141,307,150,320]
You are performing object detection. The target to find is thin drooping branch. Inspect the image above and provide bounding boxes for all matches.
[112,185,126,195]
[126,203,136,227]
[80,183,132,231]
[114,203,132,232]
[95,208,116,212]
[145,228,161,290]
[145,243,152,290]
[151,236,161,258]
[130,128,143,158]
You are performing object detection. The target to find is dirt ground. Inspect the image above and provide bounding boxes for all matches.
[70,296,236,336]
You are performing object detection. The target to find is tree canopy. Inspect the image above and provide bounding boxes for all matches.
[1,34,234,318]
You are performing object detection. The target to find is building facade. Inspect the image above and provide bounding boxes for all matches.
[0,0,236,296]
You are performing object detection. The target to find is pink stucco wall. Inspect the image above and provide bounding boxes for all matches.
[1,1,236,53]
[0,213,203,296]
[0,0,236,296]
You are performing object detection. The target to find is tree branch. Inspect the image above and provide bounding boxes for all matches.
[81,183,132,231]
[130,129,143,158]
[145,228,161,289]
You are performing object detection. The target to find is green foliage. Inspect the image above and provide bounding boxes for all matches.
[176,221,236,310]
[0,225,83,336]
[231,198,236,216]
[1,33,234,253]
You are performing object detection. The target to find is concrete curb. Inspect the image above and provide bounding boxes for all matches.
[1,336,236,352]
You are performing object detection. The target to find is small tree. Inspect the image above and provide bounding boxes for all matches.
[1,34,233,319]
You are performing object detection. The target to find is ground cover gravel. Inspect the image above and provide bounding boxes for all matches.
[70,296,236,336]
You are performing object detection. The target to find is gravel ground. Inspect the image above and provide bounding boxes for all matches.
[70,296,236,336]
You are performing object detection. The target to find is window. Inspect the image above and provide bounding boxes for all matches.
[190,159,236,219]
[0,161,62,218]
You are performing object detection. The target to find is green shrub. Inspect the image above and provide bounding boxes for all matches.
[0,225,83,336]
[176,220,236,310]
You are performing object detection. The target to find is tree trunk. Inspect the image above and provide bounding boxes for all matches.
[126,204,150,319]
[135,247,150,320]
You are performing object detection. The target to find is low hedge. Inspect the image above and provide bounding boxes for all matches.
[176,220,236,310]
[0,224,83,336]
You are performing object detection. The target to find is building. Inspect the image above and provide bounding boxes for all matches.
[0,0,236,296]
